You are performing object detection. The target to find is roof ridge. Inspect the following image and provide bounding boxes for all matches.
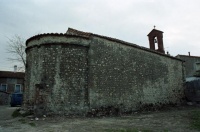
[67,27,135,45]
[0,70,24,73]
[66,28,183,62]
[67,28,92,38]
[26,33,90,46]
[177,54,200,58]
[0,71,25,78]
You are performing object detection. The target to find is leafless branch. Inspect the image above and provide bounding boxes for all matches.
[6,35,26,71]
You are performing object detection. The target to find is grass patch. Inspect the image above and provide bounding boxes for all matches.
[18,118,36,127]
[163,130,169,132]
[190,110,200,130]
[21,111,33,117]
[29,122,36,127]
[104,128,153,132]
[18,118,26,124]
[12,109,21,118]
[104,128,169,132]
[12,109,33,118]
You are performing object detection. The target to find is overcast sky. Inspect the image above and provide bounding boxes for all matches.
[0,0,200,71]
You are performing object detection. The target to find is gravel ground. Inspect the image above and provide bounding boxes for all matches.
[0,105,200,132]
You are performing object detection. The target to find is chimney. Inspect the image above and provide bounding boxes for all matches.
[14,65,17,72]
[188,52,190,56]
[147,28,165,54]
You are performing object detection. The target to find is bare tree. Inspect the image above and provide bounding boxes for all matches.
[6,35,26,71]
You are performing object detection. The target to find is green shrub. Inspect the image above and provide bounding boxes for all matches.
[190,110,200,130]
[104,128,153,132]
[12,109,21,118]
[21,111,33,117]
[18,118,26,124]
[12,109,33,118]
[29,122,36,127]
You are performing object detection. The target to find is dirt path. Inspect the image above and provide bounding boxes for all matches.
[0,105,18,120]
[0,105,199,132]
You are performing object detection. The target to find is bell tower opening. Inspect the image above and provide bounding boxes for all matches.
[147,26,165,54]
[154,36,158,50]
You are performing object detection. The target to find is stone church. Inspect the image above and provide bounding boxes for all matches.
[24,28,185,116]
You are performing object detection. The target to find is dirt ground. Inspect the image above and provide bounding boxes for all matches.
[0,105,200,132]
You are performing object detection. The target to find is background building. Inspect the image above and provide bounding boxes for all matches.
[176,54,200,102]
[176,54,200,78]
[0,70,24,105]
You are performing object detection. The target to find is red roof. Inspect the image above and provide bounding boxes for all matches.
[0,71,25,79]
[147,29,164,36]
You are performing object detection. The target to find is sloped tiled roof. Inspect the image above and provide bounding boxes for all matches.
[67,28,92,38]
[67,28,183,62]
[25,27,183,62]
[67,28,135,45]
[0,71,25,79]
[147,29,163,36]
[26,33,90,46]
[176,55,200,58]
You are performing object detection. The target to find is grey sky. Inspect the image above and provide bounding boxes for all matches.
[0,0,200,71]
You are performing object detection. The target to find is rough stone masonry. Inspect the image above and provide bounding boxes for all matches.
[24,28,185,116]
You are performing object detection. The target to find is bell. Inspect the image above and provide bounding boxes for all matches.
[154,38,157,43]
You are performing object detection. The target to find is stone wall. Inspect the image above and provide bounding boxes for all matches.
[25,32,185,116]
[25,35,89,115]
[88,36,184,112]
